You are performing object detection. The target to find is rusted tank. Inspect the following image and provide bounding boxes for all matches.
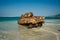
[18,12,44,28]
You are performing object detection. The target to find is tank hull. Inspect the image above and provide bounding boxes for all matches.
[18,12,44,28]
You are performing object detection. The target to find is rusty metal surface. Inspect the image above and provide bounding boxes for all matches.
[18,12,44,27]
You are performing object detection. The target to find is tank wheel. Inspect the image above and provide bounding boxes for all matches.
[34,24,38,28]
[28,24,33,29]
[39,22,42,27]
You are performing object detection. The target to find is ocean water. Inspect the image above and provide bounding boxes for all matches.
[0,17,60,21]
[0,17,60,40]
[0,17,20,22]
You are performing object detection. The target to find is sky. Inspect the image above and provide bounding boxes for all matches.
[0,0,60,17]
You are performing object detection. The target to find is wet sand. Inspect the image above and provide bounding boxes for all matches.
[18,25,60,40]
[0,20,60,40]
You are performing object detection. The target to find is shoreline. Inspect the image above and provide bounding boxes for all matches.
[0,20,60,40]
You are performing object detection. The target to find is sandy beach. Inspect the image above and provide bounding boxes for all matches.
[0,20,60,40]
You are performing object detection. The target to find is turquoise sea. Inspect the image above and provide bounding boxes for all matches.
[0,17,60,40]
[0,17,60,22]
